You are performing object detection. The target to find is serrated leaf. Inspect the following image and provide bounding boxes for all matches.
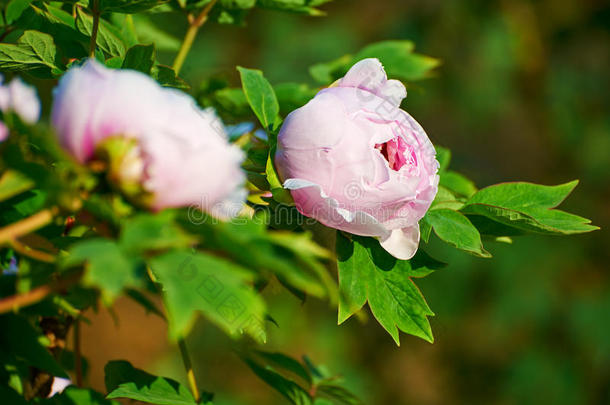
[150,250,266,342]
[122,43,156,74]
[254,351,312,384]
[316,383,364,405]
[243,357,312,405]
[309,54,352,84]
[309,40,439,85]
[466,180,579,209]
[409,249,446,277]
[425,209,491,258]
[151,64,189,89]
[237,66,280,131]
[104,360,197,405]
[354,40,440,82]
[0,314,69,378]
[75,8,125,57]
[336,233,435,345]
[0,30,59,72]
[461,181,598,235]
[119,212,195,253]
[63,239,140,303]
[177,214,327,298]
[125,288,165,319]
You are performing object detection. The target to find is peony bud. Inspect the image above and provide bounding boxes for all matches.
[275,58,439,259]
[52,60,245,216]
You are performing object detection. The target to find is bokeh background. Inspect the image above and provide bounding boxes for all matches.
[79,1,610,404]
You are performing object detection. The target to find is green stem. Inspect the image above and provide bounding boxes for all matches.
[178,338,200,403]
[172,0,218,74]
[89,0,100,58]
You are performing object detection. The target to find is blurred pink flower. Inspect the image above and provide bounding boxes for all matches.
[0,122,8,142]
[0,76,41,141]
[275,58,439,259]
[0,76,41,124]
[52,60,245,216]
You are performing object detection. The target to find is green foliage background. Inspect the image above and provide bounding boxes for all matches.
[136,1,607,404]
[0,0,607,404]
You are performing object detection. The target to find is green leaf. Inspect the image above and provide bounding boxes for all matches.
[265,151,294,204]
[440,170,477,198]
[0,170,34,202]
[5,0,34,24]
[425,209,491,257]
[0,30,59,72]
[309,55,351,85]
[409,249,447,278]
[274,82,318,116]
[211,87,250,116]
[243,357,312,405]
[151,64,189,89]
[435,146,451,172]
[177,216,328,298]
[122,43,156,74]
[104,360,197,405]
[466,180,579,209]
[309,40,439,85]
[99,0,169,13]
[0,314,69,378]
[237,66,280,131]
[255,0,330,16]
[63,239,141,303]
[354,40,440,82]
[119,212,196,254]
[254,351,312,384]
[336,233,435,345]
[461,180,598,235]
[125,288,165,319]
[316,383,364,405]
[42,387,119,405]
[430,186,464,211]
[75,8,125,57]
[419,215,432,243]
[150,250,267,342]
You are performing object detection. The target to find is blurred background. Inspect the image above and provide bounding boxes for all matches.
[79,1,610,404]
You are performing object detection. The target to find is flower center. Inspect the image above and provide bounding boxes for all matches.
[375,136,415,171]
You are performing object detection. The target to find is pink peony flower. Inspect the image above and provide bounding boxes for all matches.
[275,58,439,259]
[0,76,41,141]
[0,76,41,124]
[52,59,245,216]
